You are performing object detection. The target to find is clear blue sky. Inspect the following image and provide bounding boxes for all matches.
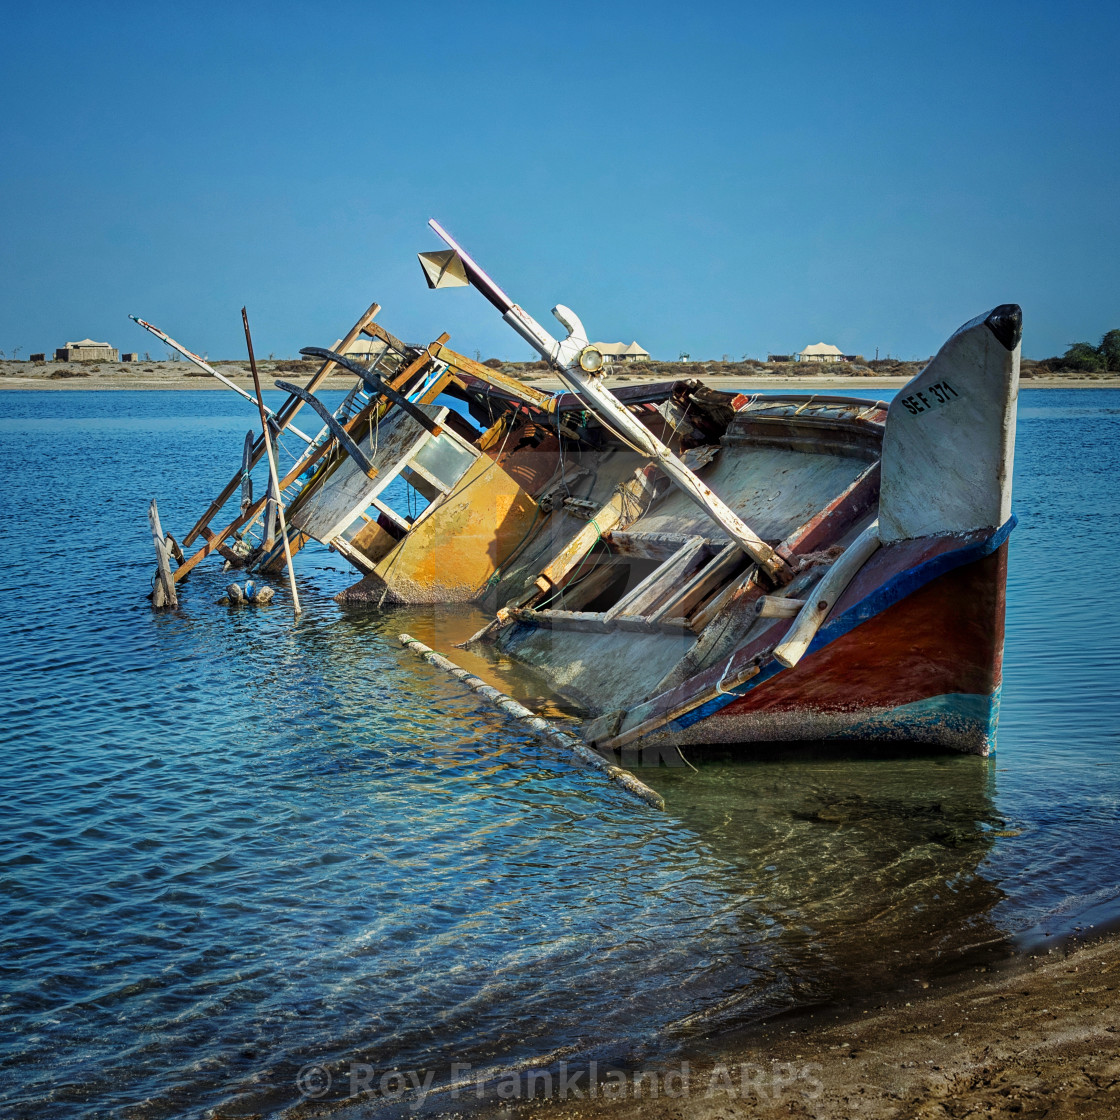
[2,0,1117,363]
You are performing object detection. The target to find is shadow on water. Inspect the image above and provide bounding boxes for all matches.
[652,745,1010,1004]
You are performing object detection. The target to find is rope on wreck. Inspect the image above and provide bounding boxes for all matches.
[397,634,665,811]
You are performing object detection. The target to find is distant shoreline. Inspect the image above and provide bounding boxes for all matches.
[1,360,1115,392]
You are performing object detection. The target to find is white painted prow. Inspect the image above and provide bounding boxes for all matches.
[879,305,1020,542]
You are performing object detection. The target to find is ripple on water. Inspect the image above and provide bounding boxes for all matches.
[1,389,1119,1118]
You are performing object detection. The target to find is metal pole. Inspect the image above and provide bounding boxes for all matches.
[424,221,789,582]
[242,307,302,617]
[130,315,313,444]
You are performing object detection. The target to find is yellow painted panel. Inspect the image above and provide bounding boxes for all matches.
[373,455,539,603]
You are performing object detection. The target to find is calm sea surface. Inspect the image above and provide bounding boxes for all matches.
[1,387,1118,1117]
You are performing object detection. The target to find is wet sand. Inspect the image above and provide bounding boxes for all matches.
[0,360,1116,391]
[450,928,1120,1119]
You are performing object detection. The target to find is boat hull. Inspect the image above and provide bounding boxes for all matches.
[638,526,1011,756]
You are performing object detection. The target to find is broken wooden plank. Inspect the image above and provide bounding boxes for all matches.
[148,500,177,609]
[605,536,708,622]
[650,540,745,623]
[773,520,880,668]
[533,465,660,597]
[331,536,378,573]
[181,299,382,547]
[511,608,612,633]
[434,342,554,409]
[165,534,185,566]
[613,615,658,633]
[756,595,805,618]
[602,530,699,560]
[398,633,664,810]
[199,526,245,567]
[688,564,761,633]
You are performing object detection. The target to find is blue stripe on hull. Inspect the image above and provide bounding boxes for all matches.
[675,515,1016,733]
[834,689,1001,754]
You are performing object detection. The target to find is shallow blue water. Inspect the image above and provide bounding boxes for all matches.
[0,388,1117,1118]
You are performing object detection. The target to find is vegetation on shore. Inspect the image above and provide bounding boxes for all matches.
[488,356,924,381]
[1036,330,1120,373]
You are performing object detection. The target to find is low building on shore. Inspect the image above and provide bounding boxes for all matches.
[593,341,650,364]
[54,339,119,362]
[797,342,844,364]
[330,337,391,365]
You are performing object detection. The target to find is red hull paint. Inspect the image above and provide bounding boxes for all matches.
[645,530,1012,752]
[721,542,1008,721]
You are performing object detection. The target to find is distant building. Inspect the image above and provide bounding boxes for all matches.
[54,339,119,362]
[593,341,650,364]
[121,352,139,363]
[766,354,793,363]
[29,353,45,362]
[330,337,390,364]
[797,343,844,364]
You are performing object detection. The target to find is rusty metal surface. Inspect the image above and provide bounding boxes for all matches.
[348,518,398,565]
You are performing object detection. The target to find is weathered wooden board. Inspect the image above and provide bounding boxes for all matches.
[148,500,177,609]
[651,541,744,623]
[604,536,709,622]
[289,405,447,543]
[631,445,869,545]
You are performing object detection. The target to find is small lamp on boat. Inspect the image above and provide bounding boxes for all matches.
[579,345,605,374]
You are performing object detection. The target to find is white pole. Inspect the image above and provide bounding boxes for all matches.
[425,221,789,582]
[263,425,302,617]
[130,315,313,444]
[243,308,302,618]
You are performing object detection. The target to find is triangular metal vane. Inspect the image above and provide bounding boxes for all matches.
[418,249,469,289]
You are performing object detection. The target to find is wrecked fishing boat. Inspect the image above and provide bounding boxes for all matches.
[150,222,1019,764]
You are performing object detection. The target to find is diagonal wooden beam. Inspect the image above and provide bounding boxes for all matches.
[175,332,454,581]
[181,299,382,546]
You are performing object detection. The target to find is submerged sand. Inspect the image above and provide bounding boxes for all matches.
[444,929,1120,1119]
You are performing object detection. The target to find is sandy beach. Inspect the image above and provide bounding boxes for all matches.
[1,359,1116,392]
[446,928,1120,1120]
